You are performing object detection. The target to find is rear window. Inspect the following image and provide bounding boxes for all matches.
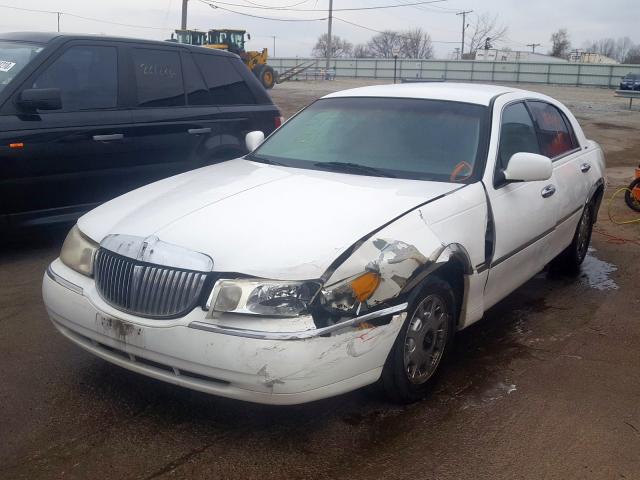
[252,97,487,182]
[0,41,43,93]
[528,101,579,158]
[193,54,255,105]
[132,48,185,107]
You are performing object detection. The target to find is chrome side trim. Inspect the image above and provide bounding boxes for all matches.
[46,264,83,295]
[188,303,408,340]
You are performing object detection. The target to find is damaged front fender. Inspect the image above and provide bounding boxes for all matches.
[322,208,471,311]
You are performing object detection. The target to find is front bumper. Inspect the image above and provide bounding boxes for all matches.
[43,259,407,405]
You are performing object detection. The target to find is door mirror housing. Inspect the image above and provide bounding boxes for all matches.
[245,131,265,151]
[17,88,62,111]
[503,152,552,182]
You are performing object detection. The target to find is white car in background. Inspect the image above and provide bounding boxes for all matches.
[43,83,605,404]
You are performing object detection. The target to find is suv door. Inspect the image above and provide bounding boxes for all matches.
[483,101,559,309]
[0,42,138,226]
[127,45,220,179]
[526,100,589,256]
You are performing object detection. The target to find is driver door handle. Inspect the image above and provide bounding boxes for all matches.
[93,133,123,142]
[541,184,556,198]
[580,163,591,173]
[187,128,211,135]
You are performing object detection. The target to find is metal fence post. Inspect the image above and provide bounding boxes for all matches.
[576,63,581,87]
[516,62,520,83]
[444,61,448,80]
[470,60,475,82]
[609,65,614,88]
[491,61,495,82]
[374,59,378,79]
[354,58,358,78]
[546,64,551,84]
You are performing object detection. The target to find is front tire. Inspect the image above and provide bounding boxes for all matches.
[381,276,456,404]
[551,202,594,274]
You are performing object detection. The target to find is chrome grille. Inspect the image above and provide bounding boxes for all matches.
[94,248,209,319]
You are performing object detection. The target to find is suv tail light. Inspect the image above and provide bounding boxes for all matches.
[274,115,284,129]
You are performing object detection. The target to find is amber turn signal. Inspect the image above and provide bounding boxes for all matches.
[350,271,381,302]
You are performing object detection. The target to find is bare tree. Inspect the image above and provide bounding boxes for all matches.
[550,28,571,58]
[312,33,352,58]
[466,13,508,53]
[399,28,434,59]
[616,37,634,63]
[624,45,640,64]
[353,44,373,58]
[366,31,403,58]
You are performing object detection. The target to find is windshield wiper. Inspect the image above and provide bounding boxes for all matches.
[312,161,395,178]
[246,154,284,166]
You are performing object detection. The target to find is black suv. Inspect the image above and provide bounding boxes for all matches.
[0,32,281,231]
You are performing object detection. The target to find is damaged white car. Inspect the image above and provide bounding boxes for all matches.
[43,83,605,404]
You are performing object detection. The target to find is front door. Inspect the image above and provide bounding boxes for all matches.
[0,42,139,226]
[483,101,559,309]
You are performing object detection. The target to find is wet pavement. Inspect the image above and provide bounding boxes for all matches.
[1,82,640,479]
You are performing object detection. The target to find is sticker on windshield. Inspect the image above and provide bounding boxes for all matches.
[0,61,16,72]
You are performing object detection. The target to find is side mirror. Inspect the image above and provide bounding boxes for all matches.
[17,88,62,111]
[503,152,552,182]
[245,131,265,152]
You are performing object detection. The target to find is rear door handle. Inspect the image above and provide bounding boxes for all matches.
[93,134,123,142]
[541,184,556,198]
[187,128,211,135]
[580,163,591,173]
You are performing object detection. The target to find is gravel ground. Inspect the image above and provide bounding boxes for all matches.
[1,80,639,480]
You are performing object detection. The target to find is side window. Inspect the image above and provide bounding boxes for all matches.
[131,48,184,107]
[32,45,117,111]
[527,101,579,158]
[498,102,540,170]
[181,53,211,106]
[193,54,255,105]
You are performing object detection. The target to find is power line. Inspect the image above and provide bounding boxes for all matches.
[202,1,327,21]
[334,16,458,43]
[0,2,169,31]
[201,0,449,12]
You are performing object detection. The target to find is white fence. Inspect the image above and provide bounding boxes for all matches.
[270,57,640,88]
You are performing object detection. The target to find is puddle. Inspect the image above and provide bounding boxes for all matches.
[580,249,618,291]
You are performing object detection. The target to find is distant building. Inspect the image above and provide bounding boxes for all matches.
[474,49,567,63]
[568,51,617,64]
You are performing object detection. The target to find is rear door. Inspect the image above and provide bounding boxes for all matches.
[526,100,590,255]
[0,42,138,225]
[483,100,559,309]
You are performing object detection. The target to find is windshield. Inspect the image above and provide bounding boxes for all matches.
[251,97,487,182]
[0,41,43,93]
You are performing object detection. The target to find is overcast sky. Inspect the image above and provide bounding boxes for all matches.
[0,0,638,58]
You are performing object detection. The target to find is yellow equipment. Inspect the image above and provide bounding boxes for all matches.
[173,29,276,89]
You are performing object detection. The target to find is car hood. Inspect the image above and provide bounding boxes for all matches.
[79,159,459,280]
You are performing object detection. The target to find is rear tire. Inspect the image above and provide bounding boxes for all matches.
[381,276,456,404]
[551,202,594,275]
[624,178,640,212]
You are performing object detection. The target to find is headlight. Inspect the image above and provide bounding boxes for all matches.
[60,225,99,277]
[319,271,381,315]
[208,279,321,317]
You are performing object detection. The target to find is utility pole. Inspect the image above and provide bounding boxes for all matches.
[456,10,472,57]
[454,47,460,60]
[527,43,541,53]
[181,0,188,30]
[325,0,333,79]
[56,12,61,32]
[271,35,276,56]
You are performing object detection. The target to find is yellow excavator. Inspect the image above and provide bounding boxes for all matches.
[173,29,276,89]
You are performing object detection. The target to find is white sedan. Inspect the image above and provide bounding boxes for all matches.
[43,83,605,404]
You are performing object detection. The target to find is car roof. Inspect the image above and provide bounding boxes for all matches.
[323,82,526,106]
[0,32,237,57]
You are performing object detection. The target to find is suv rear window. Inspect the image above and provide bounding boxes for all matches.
[132,48,185,107]
[0,41,42,94]
[193,54,255,105]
